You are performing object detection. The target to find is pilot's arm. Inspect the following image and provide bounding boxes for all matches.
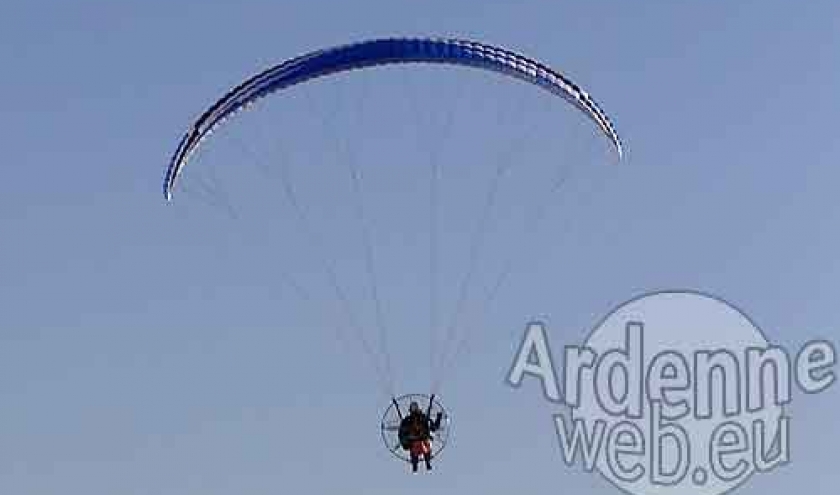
[430,412,444,432]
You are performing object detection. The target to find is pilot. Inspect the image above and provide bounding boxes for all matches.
[398,401,444,472]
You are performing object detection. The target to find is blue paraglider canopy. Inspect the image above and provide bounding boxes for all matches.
[164,37,623,201]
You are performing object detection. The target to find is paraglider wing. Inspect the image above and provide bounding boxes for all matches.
[163,37,623,201]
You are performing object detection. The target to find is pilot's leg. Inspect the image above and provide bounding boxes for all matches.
[422,440,432,470]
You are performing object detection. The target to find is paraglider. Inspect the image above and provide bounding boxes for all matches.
[163,37,623,471]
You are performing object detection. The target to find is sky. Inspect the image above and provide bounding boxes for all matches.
[1,1,839,494]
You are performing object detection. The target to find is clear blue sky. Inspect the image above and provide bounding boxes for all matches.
[1,1,838,494]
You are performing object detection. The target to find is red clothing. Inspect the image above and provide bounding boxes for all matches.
[410,439,431,458]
